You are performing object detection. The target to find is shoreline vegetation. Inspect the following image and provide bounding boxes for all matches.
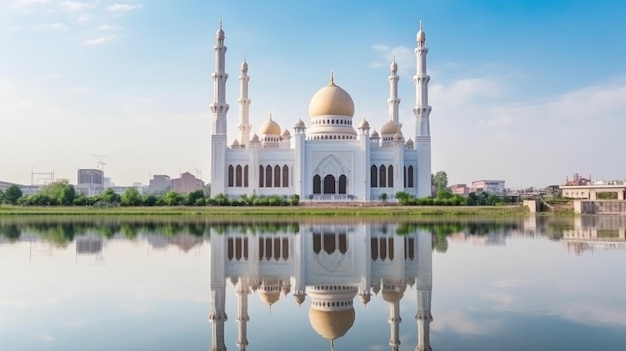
[0,204,528,217]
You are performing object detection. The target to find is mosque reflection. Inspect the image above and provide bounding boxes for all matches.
[209,222,433,350]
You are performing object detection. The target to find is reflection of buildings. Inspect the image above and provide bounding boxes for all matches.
[564,216,626,255]
[209,223,433,350]
[75,232,104,264]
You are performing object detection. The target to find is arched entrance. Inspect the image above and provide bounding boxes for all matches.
[311,154,352,200]
[324,175,336,194]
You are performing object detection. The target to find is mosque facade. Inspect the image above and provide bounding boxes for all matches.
[210,23,433,201]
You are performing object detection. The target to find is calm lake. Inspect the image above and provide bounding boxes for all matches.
[1,215,625,351]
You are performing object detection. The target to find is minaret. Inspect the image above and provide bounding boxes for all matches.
[236,276,250,351]
[209,232,228,351]
[210,20,230,195]
[415,230,433,351]
[388,57,400,123]
[237,57,252,147]
[413,21,432,198]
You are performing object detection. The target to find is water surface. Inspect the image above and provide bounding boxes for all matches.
[1,216,625,350]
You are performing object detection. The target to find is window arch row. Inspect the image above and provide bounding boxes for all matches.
[370,164,394,188]
[227,164,249,188]
[258,164,290,188]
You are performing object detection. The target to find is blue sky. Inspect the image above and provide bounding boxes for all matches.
[1,0,625,188]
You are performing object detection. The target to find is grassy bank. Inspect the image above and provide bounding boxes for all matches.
[0,204,527,218]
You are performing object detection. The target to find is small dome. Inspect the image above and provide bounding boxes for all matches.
[382,290,404,303]
[370,130,380,139]
[259,291,281,305]
[294,293,306,305]
[231,138,240,147]
[358,119,370,129]
[216,21,225,40]
[281,128,291,138]
[309,308,355,342]
[241,59,248,72]
[259,115,281,135]
[359,293,371,305]
[309,75,355,117]
[393,131,403,141]
[381,120,402,135]
[406,138,414,147]
[294,118,306,129]
[417,20,426,42]
[250,134,260,143]
[390,59,398,72]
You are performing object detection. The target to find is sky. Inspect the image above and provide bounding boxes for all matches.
[1,0,625,188]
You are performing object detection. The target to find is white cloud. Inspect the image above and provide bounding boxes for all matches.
[75,13,91,23]
[431,310,500,334]
[58,1,91,13]
[11,0,50,9]
[97,24,122,31]
[105,3,142,12]
[43,22,68,31]
[83,34,116,46]
[370,44,414,76]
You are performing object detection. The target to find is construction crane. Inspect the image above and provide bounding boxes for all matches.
[91,154,108,173]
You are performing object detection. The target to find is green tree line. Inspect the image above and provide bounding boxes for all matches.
[0,181,300,207]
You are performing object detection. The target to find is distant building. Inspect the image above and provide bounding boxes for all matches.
[75,169,104,196]
[148,175,171,194]
[449,184,469,197]
[563,173,591,186]
[171,172,205,193]
[0,181,42,196]
[470,180,505,194]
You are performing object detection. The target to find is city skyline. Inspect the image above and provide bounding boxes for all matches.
[2,0,625,188]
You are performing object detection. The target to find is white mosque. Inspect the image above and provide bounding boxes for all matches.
[210,22,433,201]
[208,222,433,350]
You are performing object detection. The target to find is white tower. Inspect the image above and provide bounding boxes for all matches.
[415,230,433,351]
[210,21,229,196]
[388,57,401,123]
[413,21,432,198]
[237,57,252,147]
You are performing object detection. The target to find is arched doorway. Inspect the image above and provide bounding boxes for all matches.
[313,175,321,194]
[324,175,336,194]
[339,175,347,194]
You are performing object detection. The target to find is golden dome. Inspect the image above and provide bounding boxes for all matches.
[382,290,404,303]
[259,291,281,305]
[281,128,291,138]
[308,75,355,117]
[250,134,260,143]
[381,120,402,135]
[358,118,370,129]
[370,130,380,139]
[259,115,281,135]
[309,308,355,341]
[231,138,240,148]
[393,131,404,141]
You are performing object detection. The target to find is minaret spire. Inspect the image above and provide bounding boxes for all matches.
[388,56,400,122]
[210,20,230,196]
[413,20,432,198]
[237,55,252,147]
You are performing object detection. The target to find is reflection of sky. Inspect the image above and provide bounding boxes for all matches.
[1,227,626,350]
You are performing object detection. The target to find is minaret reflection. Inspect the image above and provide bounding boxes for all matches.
[208,222,433,350]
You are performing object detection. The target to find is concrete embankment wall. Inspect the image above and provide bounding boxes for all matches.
[575,200,626,214]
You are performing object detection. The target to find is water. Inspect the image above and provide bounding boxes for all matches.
[1,216,625,351]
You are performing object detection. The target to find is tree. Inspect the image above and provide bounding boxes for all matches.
[41,181,75,205]
[163,190,184,206]
[433,171,448,192]
[4,185,22,205]
[0,190,4,204]
[121,188,142,206]
[187,189,206,206]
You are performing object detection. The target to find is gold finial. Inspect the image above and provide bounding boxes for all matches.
[419,19,423,31]
[219,18,223,30]
[330,70,335,85]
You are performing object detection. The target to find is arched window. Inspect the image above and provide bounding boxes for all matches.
[274,165,281,187]
[404,166,407,187]
[266,165,272,188]
[244,165,249,187]
[259,165,264,187]
[228,165,234,187]
[324,175,336,194]
[282,165,289,187]
[313,175,321,194]
[371,165,378,187]
[388,165,394,187]
[235,165,242,187]
[380,165,387,187]
[339,175,347,194]
[408,166,414,188]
